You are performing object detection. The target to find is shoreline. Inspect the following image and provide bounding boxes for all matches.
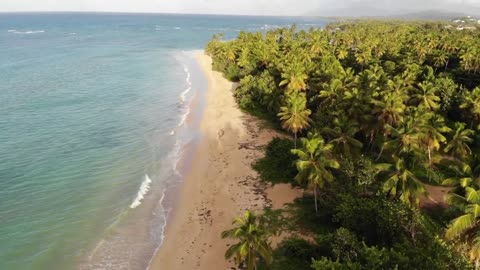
[148,52,301,269]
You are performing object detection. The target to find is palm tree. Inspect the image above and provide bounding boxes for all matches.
[442,38,459,56]
[415,113,452,165]
[237,47,252,69]
[279,62,308,93]
[224,45,238,62]
[335,45,349,60]
[443,160,480,189]
[339,67,357,90]
[376,157,427,207]
[206,34,222,55]
[370,92,407,134]
[433,50,449,73]
[381,115,420,159]
[317,79,345,107]
[278,93,312,148]
[292,133,340,213]
[461,47,477,72]
[221,211,273,270]
[253,40,276,68]
[414,40,428,62]
[355,44,372,67]
[322,116,363,157]
[308,30,328,55]
[460,87,480,130]
[445,122,474,159]
[411,81,440,111]
[446,187,480,269]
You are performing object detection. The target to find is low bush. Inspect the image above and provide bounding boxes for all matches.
[253,138,298,185]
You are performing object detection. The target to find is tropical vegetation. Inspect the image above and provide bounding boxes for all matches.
[212,20,480,269]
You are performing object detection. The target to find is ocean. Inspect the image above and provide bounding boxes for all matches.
[0,13,329,270]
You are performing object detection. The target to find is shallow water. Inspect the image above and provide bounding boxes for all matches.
[0,13,329,270]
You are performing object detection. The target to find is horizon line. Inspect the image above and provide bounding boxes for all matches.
[0,10,473,20]
[0,10,322,18]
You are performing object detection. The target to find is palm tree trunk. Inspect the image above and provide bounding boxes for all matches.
[247,248,255,270]
[445,58,449,72]
[376,144,385,161]
[314,186,318,214]
[428,146,432,166]
[294,132,297,149]
[475,258,479,270]
[368,131,375,151]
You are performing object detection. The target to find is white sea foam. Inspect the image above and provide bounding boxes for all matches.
[180,87,192,103]
[183,66,192,86]
[174,27,181,30]
[146,190,170,270]
[171,136,192,177]
[9,30,45,34]
[130,174,152,209]
[169,130,175,136]
[180,66,192,102]
[177,105,190,127]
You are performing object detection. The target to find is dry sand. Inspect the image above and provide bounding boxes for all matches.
[148,52,301,270]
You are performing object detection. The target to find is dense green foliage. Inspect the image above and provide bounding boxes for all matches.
[253,138,298,185]
[212,20,480,269]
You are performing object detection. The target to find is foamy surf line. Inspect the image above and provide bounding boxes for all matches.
[179,65,193,103]
[130,174,152,209]
[184,65,192,86]
[144,50,207,270]
[180,87,191,103]
[82,185,170,270]
[171,91,196,142]
[172,61,196,135]
[145,134,197,270]
[146,191,172,270]
[7,29,45,34]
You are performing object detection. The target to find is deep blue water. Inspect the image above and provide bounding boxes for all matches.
[0,13,329,270]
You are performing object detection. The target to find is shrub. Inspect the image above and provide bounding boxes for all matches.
[333,195,413,246]
[331,228,361,261]
[253,138,298,185]
[224,62,240,81]
[312,258,361,270]
[267,238,322,270]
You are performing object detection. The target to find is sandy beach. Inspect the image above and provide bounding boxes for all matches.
[148,52,301,270]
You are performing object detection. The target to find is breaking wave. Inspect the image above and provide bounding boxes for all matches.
[130,174,152,209]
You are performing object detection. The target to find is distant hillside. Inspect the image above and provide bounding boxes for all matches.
[310,7,395,18]
[395,10,470,20]
[311,7,479,20]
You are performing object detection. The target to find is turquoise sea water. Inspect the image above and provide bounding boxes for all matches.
[0,13,329,270]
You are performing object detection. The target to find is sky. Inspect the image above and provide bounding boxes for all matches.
[0,0,479,16]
